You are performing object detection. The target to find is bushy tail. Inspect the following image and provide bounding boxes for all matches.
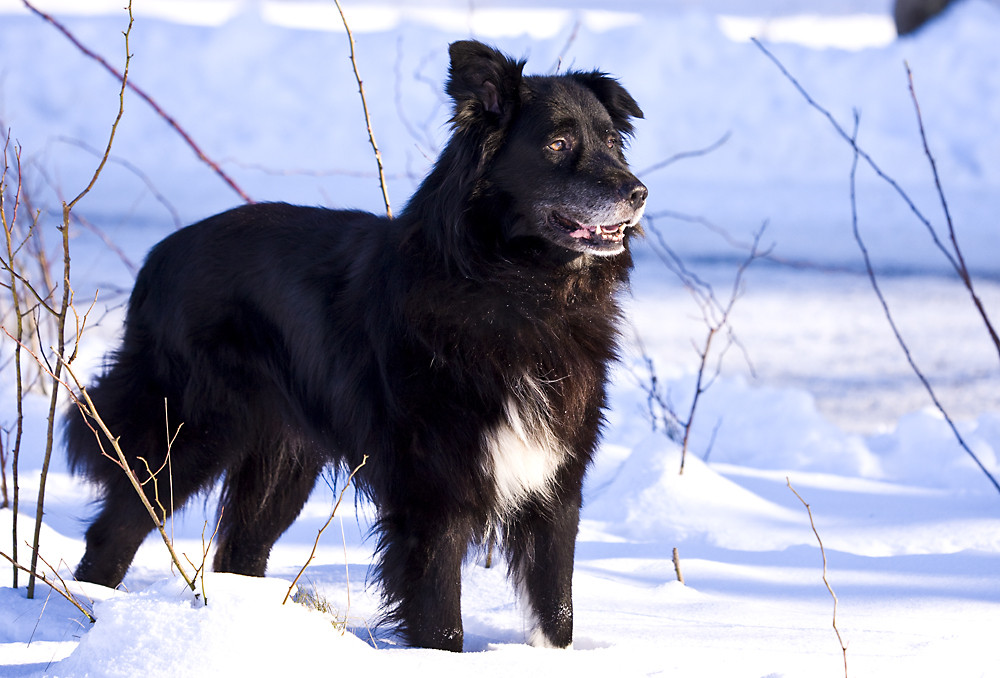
[64,354,168,491]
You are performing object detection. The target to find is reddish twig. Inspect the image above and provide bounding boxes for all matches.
[22,0,253,205]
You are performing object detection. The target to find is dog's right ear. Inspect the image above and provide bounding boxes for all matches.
[446,41,525,131]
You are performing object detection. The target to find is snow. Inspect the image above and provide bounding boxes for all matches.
[2,0,999,676]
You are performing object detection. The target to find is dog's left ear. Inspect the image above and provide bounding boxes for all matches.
[447,40,525,130]
[572,72,644,136]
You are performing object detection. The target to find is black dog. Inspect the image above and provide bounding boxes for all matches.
[67,40,646,651]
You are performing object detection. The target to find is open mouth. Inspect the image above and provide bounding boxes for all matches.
[549,212,630,247]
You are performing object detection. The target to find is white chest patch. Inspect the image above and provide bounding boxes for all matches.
[483,397,565,516]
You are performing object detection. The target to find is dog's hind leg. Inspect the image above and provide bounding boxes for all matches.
[212,441,323,577]
[74,482,168,588]
[506,493,581,649]
[69,386,227,588]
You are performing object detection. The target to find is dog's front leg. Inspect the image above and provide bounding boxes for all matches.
[377,509,470,651]
[506,492,580,648]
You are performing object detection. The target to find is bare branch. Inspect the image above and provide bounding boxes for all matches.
[0,324,199,590]
[787,478,847,678]
[904,63,1000,358]
[333,0,392,219]
[847,113,1000,495]
[60,357,197,591]
[1,130,26,586]
[0,549,95,623]
[636,215,765,473]
[638,131,732,177]
[753,37,999,365]
[283,455,368,605]
[550,17,582,74]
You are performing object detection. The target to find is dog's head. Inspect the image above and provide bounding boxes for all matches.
[446,40,647,259]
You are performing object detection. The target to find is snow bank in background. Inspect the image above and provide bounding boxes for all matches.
[53,575,370,678]
[611,373,1000,491]
[871,409,1000,488]
[718,13,896,49]
[665,376,879,475]
[586,437,807,549]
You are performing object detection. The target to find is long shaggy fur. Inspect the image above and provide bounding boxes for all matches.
[66,40,646,651]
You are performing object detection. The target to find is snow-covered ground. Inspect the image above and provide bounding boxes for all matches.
[2,1,999,676]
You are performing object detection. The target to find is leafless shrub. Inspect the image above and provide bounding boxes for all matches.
[639,217,768,474]
[1,2,207,605]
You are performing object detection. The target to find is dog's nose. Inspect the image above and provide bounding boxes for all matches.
[620,180,648,210]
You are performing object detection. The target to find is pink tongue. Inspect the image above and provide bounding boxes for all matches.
[569,228,592,239]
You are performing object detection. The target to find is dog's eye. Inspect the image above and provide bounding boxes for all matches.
[547,138,569,152]
[606,135,619,149]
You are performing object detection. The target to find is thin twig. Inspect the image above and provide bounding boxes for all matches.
[57,136,182,230]
[183,513,222,606]
[1,131,25,587]
[904,63,1000,359]
[0,550,95,623]
[638,131,732,177]
[752,38,958,269]
[787,478,847,678]
[333,0,392,219]
[22,0,253,204]
[283,455,368,604]
[550,17,582,74]
[0,430,8,509]
[70,212,137,276]
[634,217,764,469]
[633,343,683,441]
[339,517,352,627]
[645,208,866,275]
[62,358,197,590]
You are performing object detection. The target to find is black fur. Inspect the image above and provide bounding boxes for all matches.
[66,41,646,651]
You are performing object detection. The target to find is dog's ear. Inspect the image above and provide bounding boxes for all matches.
[571,71,644,136]
[447,41,525,130]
